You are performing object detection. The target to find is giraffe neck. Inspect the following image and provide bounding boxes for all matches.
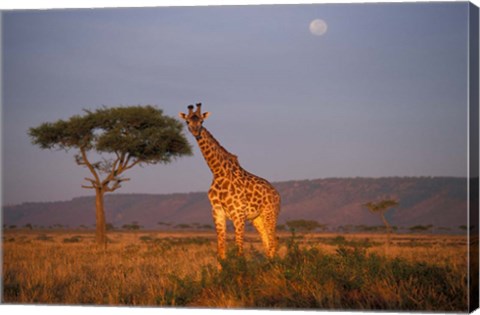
[195,127,239,177]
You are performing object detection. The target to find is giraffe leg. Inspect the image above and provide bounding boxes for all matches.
[253,210,278,259]
[265,215,278,259]
[266,200,281,259]
[212,204,227,260]
[252,216,271,258]
[233,214,246,256]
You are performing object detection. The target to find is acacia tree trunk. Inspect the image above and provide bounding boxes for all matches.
[95,188,107,249]
[380,212,392,247]
[78,147,138,248]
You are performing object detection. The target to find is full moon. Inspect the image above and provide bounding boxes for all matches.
[309,19,328,36]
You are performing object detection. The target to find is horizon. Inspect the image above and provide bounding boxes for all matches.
[2,3,471,205]
[3,176,468,236]
[3,175,467,206]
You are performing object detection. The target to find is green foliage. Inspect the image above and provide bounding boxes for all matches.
[29,106,192,163]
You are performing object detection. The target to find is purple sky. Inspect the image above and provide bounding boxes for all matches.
[2,2,471,205]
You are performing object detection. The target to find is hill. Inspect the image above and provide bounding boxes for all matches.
[2,177,467,231]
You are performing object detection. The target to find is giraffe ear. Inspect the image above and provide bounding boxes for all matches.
[202,112,210,119]
[179,112,187,120]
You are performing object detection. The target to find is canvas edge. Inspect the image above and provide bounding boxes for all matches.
[469,1,480,313]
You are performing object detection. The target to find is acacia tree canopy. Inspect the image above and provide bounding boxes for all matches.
[29,106,193,191]
[364,199,399,214]
[29,106,192,164]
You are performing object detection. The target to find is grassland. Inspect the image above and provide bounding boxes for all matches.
[2,229,469,311]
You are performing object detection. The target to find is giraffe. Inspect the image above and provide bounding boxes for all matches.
[179,103,281,260]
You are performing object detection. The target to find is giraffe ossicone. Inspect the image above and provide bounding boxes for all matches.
[179,103,281,260]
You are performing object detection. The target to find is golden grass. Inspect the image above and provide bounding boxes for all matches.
[2,230,469,310]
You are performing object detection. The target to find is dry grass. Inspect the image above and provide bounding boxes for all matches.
[2,230,469,311]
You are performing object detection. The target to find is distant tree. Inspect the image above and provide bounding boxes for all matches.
[409,225,434,233]
[122,221,143,231]
[357,225,386,232]
[106,223,115,231]
[409,225,425,232]
[122,224,139,231]
[29,106,192,247]
[286,219,325,233]
[24,223,33,230]
[363,199,399,246]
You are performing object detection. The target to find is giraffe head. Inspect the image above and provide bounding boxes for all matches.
[179,103,210,138]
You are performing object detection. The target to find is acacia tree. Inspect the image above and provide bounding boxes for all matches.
[29,106,192,247]
[363,199,399,246]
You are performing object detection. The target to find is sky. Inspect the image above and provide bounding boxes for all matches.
[1,2,472,205]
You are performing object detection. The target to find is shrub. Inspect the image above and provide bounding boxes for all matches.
[63,236,83,243]
[36,234,54,242]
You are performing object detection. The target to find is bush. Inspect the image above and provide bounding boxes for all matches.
[36,234,54,242]
[63,236,83,243]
